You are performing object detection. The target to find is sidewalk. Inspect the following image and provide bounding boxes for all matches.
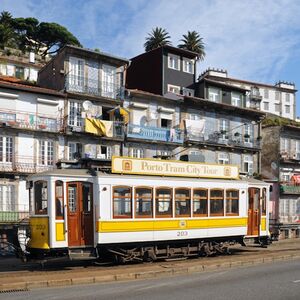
[0,239,299,291]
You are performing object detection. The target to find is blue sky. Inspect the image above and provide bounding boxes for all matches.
[3,0,300,116]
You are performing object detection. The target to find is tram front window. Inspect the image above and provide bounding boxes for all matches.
[113,186,132,218]
[34,181,48,215]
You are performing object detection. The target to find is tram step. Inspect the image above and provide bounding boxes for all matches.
[68,248,97,260]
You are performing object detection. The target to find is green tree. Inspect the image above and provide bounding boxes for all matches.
[178,31,205,61]
[0,11,16,48]
[144,27,171,52]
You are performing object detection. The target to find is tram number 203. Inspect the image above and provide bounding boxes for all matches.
[177,231,188,237]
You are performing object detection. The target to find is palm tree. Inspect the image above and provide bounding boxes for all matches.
[178,31,205,61]
[144,27,171,52]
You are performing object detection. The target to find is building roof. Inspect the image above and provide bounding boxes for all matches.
[202,78,250,92]
[127,89,183,102]
[0,75,64,97]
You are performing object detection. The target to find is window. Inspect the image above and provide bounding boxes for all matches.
[68,142,82,160]
[280,138,289,152]
[208,87,221,103]
[226,190,239,216]
[0,136,13,163]
[168,84,180,94]
[285,93,290,102]
[243,155,253,174]
[193,189,208,217]
[55,181,64,219]
[264,89,269,99]
[135,187,153,218]
[160,118,172,128]
[38,140,54,165]
[263,102,269,111]
[189,113,201,120]
[98,145,112,159]
[168,54,180,70]
[0,184,16,211]
[275,103,280,112]
[183,58,194,74]
[15,66,25,80]
[182,88,194,97]
[69,57,85,89]
[69,101,83,127]
[156,187,172,217]
[102,64,117,98]
[219,119,229,141]
[113,186,132,218]
[210,189,224,216]
[175,188,191,217]
[285,105,290,114]
[275,91,280,101]
[131,148,144,158]
[218,152,229,164]
[34,181,48,215]
[262,188,267,215]
[244,124,253,144]
[232,92,243,107]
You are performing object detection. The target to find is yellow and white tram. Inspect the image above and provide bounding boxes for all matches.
[25,157,270,262]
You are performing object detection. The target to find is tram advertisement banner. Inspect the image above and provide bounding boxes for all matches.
[112,157,239,179]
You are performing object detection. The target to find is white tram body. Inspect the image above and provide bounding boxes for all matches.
[26,159,270,262]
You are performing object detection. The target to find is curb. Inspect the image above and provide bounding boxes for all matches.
[1,253,300,292]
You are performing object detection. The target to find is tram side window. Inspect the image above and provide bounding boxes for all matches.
[193,189,208,217]
[135,187,153,218]
[113,186,132,218]
[55,181,64,219]
[34,181,48,215]
[175,188,191,217]
[226,190,239,216]
[156,187,172,218]
[262,188,267,215]
[210,189,224,216]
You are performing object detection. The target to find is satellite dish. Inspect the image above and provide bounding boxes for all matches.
[83,101,93,111]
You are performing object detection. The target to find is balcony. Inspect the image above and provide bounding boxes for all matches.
[0,204,29,223]
[65,75,124,100]
[280,183,300,194]
[67,121,124,139]
[127,124,184,144]
[0,156,55,174]
[280,152,300,162]
[0,109,62,132]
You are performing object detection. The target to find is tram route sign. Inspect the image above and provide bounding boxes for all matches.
[112,156,239,179]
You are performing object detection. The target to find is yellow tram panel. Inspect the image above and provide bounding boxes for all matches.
[28,217,50,249]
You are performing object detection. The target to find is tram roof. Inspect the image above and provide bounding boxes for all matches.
[28,168,268,185]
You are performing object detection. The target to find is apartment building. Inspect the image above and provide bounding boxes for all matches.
[199,68,296,120]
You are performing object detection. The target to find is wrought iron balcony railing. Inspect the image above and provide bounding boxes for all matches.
[65,74,124,99]
[0,204,29,223]
[280,183,300,194]
[127,124,184,143]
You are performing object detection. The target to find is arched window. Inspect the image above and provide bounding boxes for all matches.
[175,188,191,217]
[155,187,172,218]
[193,189,208,217]
[210,189,224,216]
[55,181,64,219]
[135,187,153,218]
[34,181,48,215]
[226,189,239,216]
[113,186,132,218]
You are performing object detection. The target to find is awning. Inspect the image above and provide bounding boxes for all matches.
[85,118,113,137]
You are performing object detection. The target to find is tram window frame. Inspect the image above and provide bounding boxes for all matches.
[55,180,64,220]
[226,189,239,216]
[193,189,208,217]
[262,188,267,215]
[135,186,153,218]
[34,180,48,215]
[175,188,191,217]
[155,187,173,218]
[113,186,132,219]
[210,189,224,216]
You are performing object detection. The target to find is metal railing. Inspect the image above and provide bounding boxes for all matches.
[280,183,300,194]
[0,204,29,223]
[127,124,184,143]
[65,74,124,99]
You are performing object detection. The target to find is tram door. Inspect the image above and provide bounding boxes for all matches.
[67,182,93,247]
[247,188,260,235]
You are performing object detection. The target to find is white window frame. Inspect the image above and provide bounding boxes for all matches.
[68,101,83,127]
[0,136,13,163]
[208,87,221,103]
[275,103,280,112]
[182,58,194,74]
[280,138,289,152]
[285,105,290,114]
[219,119,229,141]
[218,152,229,164]
[69,57,85,88]
[168,54,180,70]
[264,89,269,99]
[243,155,253,174]
[244,124,254,144]
[189,113,201,120]
[99,145,112,159]
[0,184,16,211]
[167,84,180,94]
[183,88,194,97]
[275,91,280,101]
[131,148,144,158]
[38,140,54,166]
[231,92,243,107]
[286,93,290,103]
[263,102,269,111]
[68,142,82,160]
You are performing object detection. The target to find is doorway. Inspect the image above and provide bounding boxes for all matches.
[247,188,260,236]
